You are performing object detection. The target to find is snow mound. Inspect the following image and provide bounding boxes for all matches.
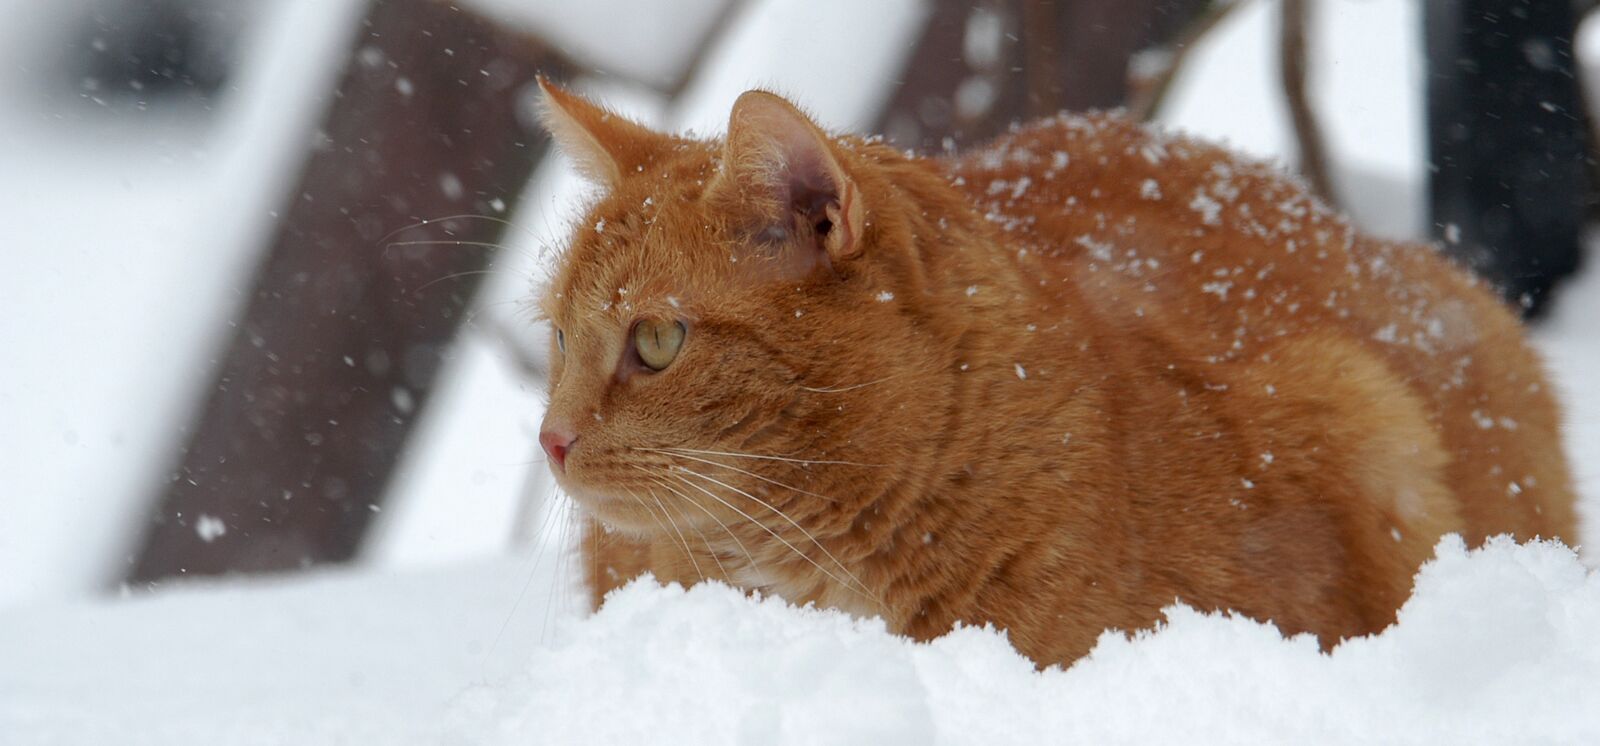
[452,536,1600,745]
[3,537,1595,743]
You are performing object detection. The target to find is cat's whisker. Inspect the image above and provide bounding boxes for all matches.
[794,373,907,394]
[635,486,705,583]
[656,446,885,468]
[413,269,501,294]
[690,523,730,580]
[621,484,668,531]
[383,239,515,252]
[646,472,761,580]
[673,466,874,599]
[543,495,578,639]
[623,487,697,581]
[642,469,763,583]
[657,485,730,580]
[635,447,842,504]
[377,213,534,246]
[486,484,572,665]
[663,470,865,598]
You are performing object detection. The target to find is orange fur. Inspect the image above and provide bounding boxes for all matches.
[535,80,1578,667]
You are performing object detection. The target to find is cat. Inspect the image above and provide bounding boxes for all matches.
[532,77,1578,666]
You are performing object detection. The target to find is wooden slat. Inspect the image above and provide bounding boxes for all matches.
[878,0,1208,151]
[126,0,567,584]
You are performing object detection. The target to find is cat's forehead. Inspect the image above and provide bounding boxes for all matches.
[547,150,731,324]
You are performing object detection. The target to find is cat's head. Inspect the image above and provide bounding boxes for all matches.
[533,80,950,556]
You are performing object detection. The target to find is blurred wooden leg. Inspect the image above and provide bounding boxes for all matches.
[126,0,567,585]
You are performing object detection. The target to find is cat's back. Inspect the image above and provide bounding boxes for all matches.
[946,112,1576,546]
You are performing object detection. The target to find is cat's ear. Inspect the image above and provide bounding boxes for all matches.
[537,76,669,188]
[720,90,865,263]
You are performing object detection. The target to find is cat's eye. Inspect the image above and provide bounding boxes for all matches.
[633,319,685,371]
[556,328,566,353]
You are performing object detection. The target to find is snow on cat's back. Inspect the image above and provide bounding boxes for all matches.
[949,112,1575,551]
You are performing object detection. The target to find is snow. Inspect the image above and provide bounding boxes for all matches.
[476,537,1600,745]
[1191,191,1225,225]
[459,0,731,89]
[671,0,929,134]
[0,552,576,744]
[1534,248,1600,545]
[1161,0,1425,239]
[2,0,1597,740]
[3,536,1597,744]
[0,0,368,606]
[193,514,227,543]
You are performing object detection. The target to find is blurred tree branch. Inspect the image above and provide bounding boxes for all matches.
[1279,0,1337,206]
[1127,0,1245,120]
[1129,0,1338,209]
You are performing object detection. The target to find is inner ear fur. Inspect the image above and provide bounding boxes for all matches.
[720,90,866,264]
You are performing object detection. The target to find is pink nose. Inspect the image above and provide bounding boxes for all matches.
[539,426,576,470]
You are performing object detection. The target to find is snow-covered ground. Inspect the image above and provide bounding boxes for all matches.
[490,539,1600,744]
[2,536,1596,743]
[3,0,1598,742]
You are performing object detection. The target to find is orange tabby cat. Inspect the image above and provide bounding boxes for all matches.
[533,78,1577,666]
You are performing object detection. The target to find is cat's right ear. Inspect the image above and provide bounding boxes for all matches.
[537,76,669,188]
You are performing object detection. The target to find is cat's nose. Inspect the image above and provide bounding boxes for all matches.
[539,425,577,470]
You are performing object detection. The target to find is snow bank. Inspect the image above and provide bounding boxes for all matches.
[452,537,1598,745]
[2,536,1595,743]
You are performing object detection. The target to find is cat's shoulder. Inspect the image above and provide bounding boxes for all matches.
[950,111,1309,192]
[944,111,1344,245]
[947,111,1207,176]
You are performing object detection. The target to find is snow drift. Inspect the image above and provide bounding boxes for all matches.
[3,536,1595,744]
[449,536,1600,745]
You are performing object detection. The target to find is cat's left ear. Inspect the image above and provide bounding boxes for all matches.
[719,91,866,263]
[537,76,671,188]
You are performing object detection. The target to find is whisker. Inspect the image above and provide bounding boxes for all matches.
[646,471,760,581]
[378,213,533,245]
[690,522,730,580]
[636,487,705,583]
[658,486,729,580]
[638,448,841,503]
[795,373,906,394]
[672,467,874,599]
[487,485,568,664]
[384,239,515,252]
[542,495,574,640]
[622,487,681,562]
[656,446,884,468]
[662,470,864,596]
[588,508,600,610]
[506,463,555,545]
[413,269,501,294]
